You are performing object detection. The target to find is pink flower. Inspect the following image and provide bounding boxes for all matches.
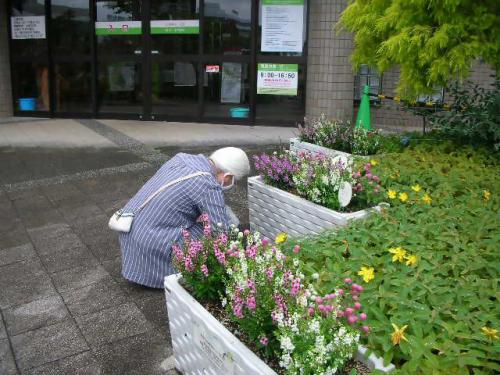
[372,175,380,182]
[354,302,362,310]
[352,295,359,301]
[182,229,190,239]
[265,267,274,280]
[201,264,209,277]
[290,279,301,296]
[262,237,270,247]
[308,307,315,316]
[337,289,344,296]
[352,284,363,293]
[344,278,353,284]
[246,295,256,310]
[203,225,211,237]
[347,315,358,325]
[362,325,370,334]
[260,337,269,346]
[366,173,373,180]
[360,313,367,321]
[244,229,250,236]
[337,310,344,318]
[315,297,323,304]
[345,308,354,316]
[293,245,301,254]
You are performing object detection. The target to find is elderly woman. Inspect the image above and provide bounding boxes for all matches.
[118,147,250,288]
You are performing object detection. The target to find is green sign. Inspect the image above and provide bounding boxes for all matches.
[95,21,141,35]
[150,20,199,35]
[257,63,299,96]
[261,0,304,4]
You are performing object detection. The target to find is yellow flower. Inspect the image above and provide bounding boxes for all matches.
[357,266,375,283]
[370,159,378,166]
[391,324,409,345]
[388,247,407,263]
[482,327,499,340]
[399,192,409,202]
[411,184,422,192]
[422,194,432,204]
[387,190,397,199]
[483,190,491,201]
[405,254,418,266]
[275,232,288,244]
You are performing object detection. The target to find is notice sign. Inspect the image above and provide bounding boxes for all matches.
[11,16,46,39]
[151,20,199,35]
[95,21,142,35]
[257,63,298,96]
[261,0,304,53]
[206,65,220,73]
[193,320,235,374]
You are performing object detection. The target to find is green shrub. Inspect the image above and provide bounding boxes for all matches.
[297,143,499,374]
[429,78,500,149]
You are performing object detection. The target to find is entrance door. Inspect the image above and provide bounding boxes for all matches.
[95,0,144,117]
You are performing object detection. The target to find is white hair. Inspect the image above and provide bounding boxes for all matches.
[210,147,250,180]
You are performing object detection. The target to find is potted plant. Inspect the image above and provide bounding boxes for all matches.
[164,219,395,374]
[249,150,387,239]
[290,115,383,158]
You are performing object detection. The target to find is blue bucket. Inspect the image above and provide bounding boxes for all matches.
[19,98,36,111]
[230,107,249,118]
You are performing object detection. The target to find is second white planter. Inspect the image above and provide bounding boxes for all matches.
[248,176,387,240]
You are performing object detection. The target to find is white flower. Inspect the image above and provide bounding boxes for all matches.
[217,222,222,227]
[293,258,299,267]
[280,336,295,352]
[226,268,233,276]
[321,175,329,185]
[309,319,320,334]
[297,295,308,307]
[312,273,319,280]
[237,232,243,239]
[221,298,227,307]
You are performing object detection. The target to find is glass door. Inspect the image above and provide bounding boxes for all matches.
[95,0,144,117]
[148,0,201,120]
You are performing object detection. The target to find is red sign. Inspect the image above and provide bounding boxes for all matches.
[206,65,220,73]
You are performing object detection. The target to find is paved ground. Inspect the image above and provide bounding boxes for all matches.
[0,118,292,374]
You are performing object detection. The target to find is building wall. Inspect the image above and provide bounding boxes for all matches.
[0,0,13,117]
[306,0,355,121]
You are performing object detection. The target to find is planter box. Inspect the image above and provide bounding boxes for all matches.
[164,274,395,374]
[248,176,386,240]
[290,137,353,159]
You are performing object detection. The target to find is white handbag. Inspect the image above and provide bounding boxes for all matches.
[108,171,211,233]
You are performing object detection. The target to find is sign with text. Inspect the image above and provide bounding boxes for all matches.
[11,16,46,39]
[261,0,304,53]
[151,20,199,35]
[95,21,142,35]
[206,65,220,73]
[193,319,235,374]
[257,63,298,96]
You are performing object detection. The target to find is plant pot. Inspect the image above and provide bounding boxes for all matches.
[164,274,395,374]
[290,137,353,159]
[248,176,387,240]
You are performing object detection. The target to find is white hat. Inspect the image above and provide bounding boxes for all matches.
[210,147,250,180]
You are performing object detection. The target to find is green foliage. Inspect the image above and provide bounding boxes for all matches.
[428,78,500,149]
[297,142,500,374]
[338,0,500,98]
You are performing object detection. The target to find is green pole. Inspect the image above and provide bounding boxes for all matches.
[355,84,371,130]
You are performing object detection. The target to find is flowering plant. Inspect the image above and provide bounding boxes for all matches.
[299,114,383,155]
[254,150,386,211]
[174,223,371,374]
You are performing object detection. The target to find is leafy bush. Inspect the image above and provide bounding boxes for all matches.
[173,222,371,374]
[429,78,500,149]
[297,142,499,374]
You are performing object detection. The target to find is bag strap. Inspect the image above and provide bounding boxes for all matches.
[136,171,211,213]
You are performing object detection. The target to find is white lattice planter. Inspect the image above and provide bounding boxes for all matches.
[290,137,353,159]
[248,176,387,240]
[164,274,395,374]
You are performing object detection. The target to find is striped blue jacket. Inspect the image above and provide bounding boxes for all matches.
[118,153,229,288]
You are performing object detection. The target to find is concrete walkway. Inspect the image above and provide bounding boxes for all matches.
[0,118,292,374]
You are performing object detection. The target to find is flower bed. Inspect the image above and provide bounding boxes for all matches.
[248,175,386,239]
[296,142,499,374]
[290,137,354,159]
[166,217,396,374]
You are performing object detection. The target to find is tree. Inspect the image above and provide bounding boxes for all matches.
[338,0,500,98]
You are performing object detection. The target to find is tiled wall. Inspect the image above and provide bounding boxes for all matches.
[0,0,13,117]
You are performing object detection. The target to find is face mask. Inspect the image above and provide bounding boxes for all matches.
[221,174,235,191]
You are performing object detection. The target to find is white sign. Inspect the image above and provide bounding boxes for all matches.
[257,63,298,96]
[261,0,304,53]
[193,320,235,374]
[221,63,242,103]
[11,16,46,40]
[206,65,220,73]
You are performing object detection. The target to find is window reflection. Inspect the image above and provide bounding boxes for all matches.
[204,0,251,55]
[51,0,90,55]
[12,63,50,112]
